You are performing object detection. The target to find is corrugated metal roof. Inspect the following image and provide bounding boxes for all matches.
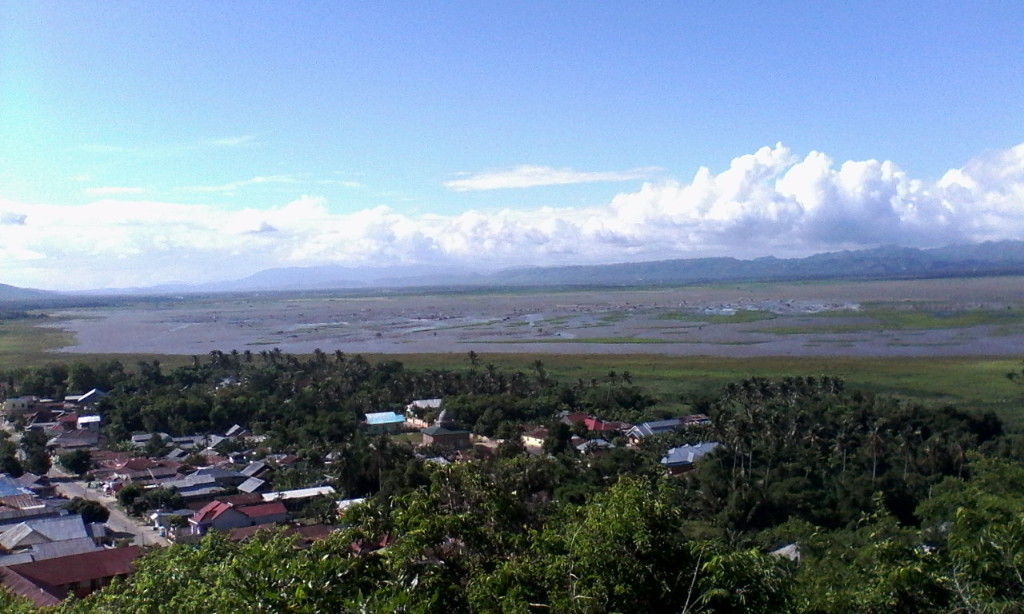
[20,537,101,561]
[0,515,89,550]
[628,418,683,439]
[238,477,267,493]
[262,486,336,501]
[661,442,721,466]
[365,412,405,425]
[0,476,34,498]
[237,502,287,518]
[6,545,140,588]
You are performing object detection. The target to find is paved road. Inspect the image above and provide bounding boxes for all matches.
[55,480,170,547]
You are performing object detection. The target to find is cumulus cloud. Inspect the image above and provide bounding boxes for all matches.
[444,165,662,191]
[2,143,1024,290]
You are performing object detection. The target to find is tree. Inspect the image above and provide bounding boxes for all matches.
[116,483,145,516]
[143,433,169,458]
[65,497,110,523]
[23,448,50,475]
[0,590,35,614]
[0,439,23,477]
[543,422,572,455]
[59,449,93,476]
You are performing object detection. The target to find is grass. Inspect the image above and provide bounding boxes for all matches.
[0,317,194,371]
[360,352,1024,427]
[0,317,78,367]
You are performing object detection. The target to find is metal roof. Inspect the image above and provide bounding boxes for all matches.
[365,412,405,425]
[660,442,721,466]
[262,486,336,501]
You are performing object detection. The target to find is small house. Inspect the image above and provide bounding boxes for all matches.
[364,412,406,434]
[660,442,721,475]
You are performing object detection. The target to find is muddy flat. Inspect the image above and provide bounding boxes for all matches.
[44,277,1024,357]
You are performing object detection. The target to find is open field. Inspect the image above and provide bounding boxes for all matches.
[370,353,1024,428]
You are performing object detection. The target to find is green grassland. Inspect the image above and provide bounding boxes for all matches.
[370,352,1024,428]
[0,318,77,367]
[0,316,192,372]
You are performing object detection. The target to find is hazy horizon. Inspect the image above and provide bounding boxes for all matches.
[2,3,1022,291]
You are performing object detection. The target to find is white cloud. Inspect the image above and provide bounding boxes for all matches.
[2,142,1024,290]
[182,175,300,193]
[444,165,662,191]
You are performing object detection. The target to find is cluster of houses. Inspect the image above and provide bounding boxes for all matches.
[0,471,140,607]
[0,389,722,607]
[365,400,474,451]
[0,394,351,606]
[519,411,717,473]
[2,390,107,452]
[371,399,720,474]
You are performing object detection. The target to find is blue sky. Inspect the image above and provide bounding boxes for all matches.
[1,2,1023,289]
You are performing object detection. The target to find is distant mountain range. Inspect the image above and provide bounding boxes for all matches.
[207,240,1024,291]
[0,283,56,301]
[4,241,1024,300]
[486,241,1024,287]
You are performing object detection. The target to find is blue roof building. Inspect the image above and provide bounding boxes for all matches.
[364,412,406,434]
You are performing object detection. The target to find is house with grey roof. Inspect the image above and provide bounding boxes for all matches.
[0,514,100,553]
[420,410,470,450]
[240,460,269,478]
[238,477,269,494]
[660,442,721,474]
[625,419,684,445]
[575,438,615,454]
[46,428,100,451]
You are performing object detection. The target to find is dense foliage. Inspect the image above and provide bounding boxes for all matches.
[2,353,1024,612]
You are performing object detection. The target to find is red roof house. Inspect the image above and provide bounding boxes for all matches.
[0,546,141,607]
[189,498,289,535]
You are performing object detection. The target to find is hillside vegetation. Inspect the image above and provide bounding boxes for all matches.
[2,353,1024,612]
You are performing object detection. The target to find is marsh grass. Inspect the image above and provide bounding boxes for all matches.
[362,353,1024,428]
[0,318,77,366]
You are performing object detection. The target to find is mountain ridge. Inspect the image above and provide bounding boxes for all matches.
[4,241,1024,298]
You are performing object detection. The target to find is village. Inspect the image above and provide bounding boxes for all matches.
[0,386,716,607]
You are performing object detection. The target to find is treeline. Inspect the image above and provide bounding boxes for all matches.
[2,350,658,447]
